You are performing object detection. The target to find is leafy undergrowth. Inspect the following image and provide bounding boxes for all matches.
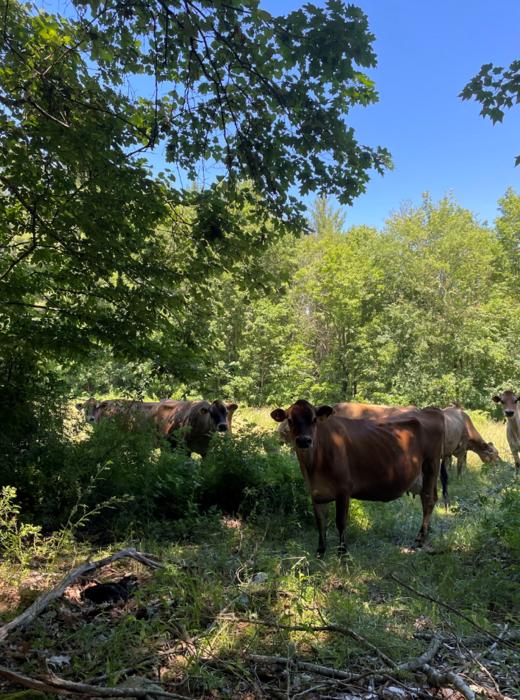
[1,414,519,699]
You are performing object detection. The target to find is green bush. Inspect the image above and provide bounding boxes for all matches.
[199,430,308,517]
[488,485,520,556]
[62,418,201,537]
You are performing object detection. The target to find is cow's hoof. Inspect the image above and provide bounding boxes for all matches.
[337,545,347,559]
[316,549,326,559]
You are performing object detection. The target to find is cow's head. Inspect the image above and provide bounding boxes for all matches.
[270,399,333,450]
[492,391,519,418]
[76,397,100,424]
[481,441,500,462]
[193,400,238,435]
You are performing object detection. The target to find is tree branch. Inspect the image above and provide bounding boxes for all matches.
[0,547,162,642]
[0,665,188,698]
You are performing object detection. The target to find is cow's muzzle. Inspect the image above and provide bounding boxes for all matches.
[295,436,312,449]
[505,410,515,417]
[217,423,228,432]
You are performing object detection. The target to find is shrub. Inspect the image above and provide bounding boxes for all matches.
[61,418,201,537]
[199,429,308,517]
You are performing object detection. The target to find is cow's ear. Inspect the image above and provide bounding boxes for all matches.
[227,403,238,414]
[316,405,333,420]
[271,408,287,423]
[492,395,502,403]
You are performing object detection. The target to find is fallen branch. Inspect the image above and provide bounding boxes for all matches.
[0,665,188,698]
[0,547,162,642]
[398,635,475,700]
[248,654,354,681]
[250,633,480,700]
[388,573,516,648]
[421,663,475,700]
[398,634,442,671]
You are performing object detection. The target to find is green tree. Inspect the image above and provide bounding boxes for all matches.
[495,188,520,278]
[0,0,390,376]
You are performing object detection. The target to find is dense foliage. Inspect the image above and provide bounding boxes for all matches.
[0,0,388,368]
[140,191,520,410]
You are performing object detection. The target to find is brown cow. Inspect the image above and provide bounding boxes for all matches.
[492,391,520,471]
[271,400,445,556]
[443,407,499,475]
[332,402,417,420]
[154,399,238,457]
[76,398,159,424]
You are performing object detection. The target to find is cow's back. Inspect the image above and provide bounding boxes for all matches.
[333,402,417,421]
[154,400,194,436]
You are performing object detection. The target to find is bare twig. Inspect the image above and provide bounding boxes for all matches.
[232,617,396,668]
[0,547,162,642]
[388,573,517,648]
[399,634,442,671]
[0,665,188,698]
[248,654,354,681]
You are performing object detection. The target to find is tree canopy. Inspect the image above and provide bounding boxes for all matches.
[0,0,390,375]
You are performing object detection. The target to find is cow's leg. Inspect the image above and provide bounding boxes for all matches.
[415,464,438,546]
[313,502,328,557]
[456,451,467,477]
[512,448,520,473]
[335,494,349,556]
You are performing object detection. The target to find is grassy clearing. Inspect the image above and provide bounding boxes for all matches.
[1,410,519,698]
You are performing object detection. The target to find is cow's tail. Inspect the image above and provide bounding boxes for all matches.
[440,458,449,511]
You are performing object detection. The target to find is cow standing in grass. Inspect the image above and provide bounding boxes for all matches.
[271,400,445,556]
[492,391,520,471]
[443,406,499,475]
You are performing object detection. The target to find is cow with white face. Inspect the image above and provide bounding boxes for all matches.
[76,398,159,425]
[492,391,520,471]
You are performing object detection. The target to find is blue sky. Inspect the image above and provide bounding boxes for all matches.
[45,0,520,229]
[264,0,520,228]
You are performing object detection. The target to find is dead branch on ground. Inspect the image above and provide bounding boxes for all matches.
[0,664,188,698]
[0,547,162,642]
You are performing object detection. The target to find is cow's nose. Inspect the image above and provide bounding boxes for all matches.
[505,410,515,417]
[295,435,312,449]
[217,423,228,432]
[87,417,96,423]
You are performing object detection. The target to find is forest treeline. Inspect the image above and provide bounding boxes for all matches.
[70,190,520,411]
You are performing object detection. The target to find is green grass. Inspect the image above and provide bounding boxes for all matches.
[1,410,519,698]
